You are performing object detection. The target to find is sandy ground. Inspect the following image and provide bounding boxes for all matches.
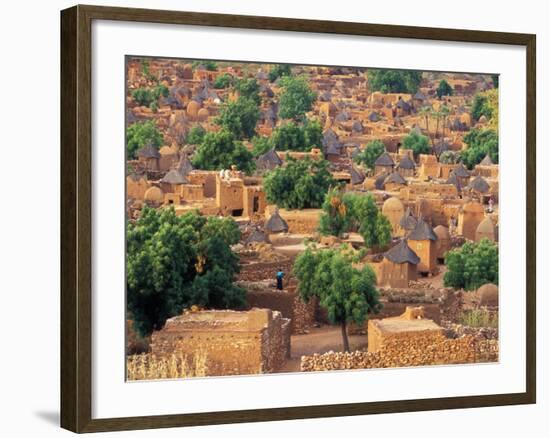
[276,325,369,373]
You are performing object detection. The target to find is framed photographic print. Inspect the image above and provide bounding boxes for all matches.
[60,4,536,433]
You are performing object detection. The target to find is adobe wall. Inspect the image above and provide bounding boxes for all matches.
[237,259,295,282]
[187,172,217,197]
[150,309,291,376]
[300,334,495,371]
[244,287,317,334]
[275,208,322,234]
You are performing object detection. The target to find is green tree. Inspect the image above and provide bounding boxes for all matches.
[269,64,292,82]
[270,120,322,151]
[132,84,169,107]
[294,246,382,351]
[192,129,255,174]
[126,120,164,159]
[444,238,498,290]
[436,79,454,98]
[491,74,499,89]
[234,78,261,105]
[471,93,493,121]
[349,193,392,249]
[192,60,218,71]
[402,131,431,158]
[186,124,206,144]
[127,207,245,336]
[354,140,385,170]
[461,128,499,169]
[216,97,260,139]
[319,186,353,238]
[213,73,234,89]
[278,76,317,120]
[263,157,334,209]
[368,69,422,93]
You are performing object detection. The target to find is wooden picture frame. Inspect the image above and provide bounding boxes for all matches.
[61,4,536,433]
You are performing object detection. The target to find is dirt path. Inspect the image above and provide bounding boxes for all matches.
[276,325,369,373]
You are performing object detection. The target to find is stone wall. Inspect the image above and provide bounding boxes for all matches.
[241,281,317,334]
[237,259,294,282]
[151,309,290,376]
[300,334,496,371]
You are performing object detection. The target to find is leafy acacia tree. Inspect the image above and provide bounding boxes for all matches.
[354,139,385,170]
[368,69,422,94]
[192,129,255,174]
[132,84,169,107]
[350,194,392,249]
[127,207,245,337]
[439,150,462,164]
[186,124,206,145]
[278,76,317,120]
[126,120,164,159]
[402,131,431,158]
[444,238,498,291]
[213,73,234,89]
[471,93,494,122]
[263,157,334,209]
[319,186,353,238]
[461,128,499,169]
[319,190,391,249]
[436,79,454,98]
[294,247,382,351]
[234,78,261,105]
[269,64,292,82]
[216,97,260,139]
[272,120,322,151]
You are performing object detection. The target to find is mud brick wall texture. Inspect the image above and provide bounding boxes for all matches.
[151,310,291,376]
[237,259,294,282]
[301,335,498,371]
[246,289,317,334]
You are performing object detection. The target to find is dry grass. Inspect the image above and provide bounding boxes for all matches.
[127,351,208,381]
[459,309,498,328]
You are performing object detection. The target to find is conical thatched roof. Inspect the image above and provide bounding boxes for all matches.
[408,217,438,241]
[397,155,415,170]
[479,154,494,166]
[468,175,490,193]
[384,239,420,265]
[176,155,194,175]
[265,209,289,233]
[454,163,470,178]
[368,111,380,122]
[161,168,189,184]
[375,152,394,167]
[137,144,160,159]
[256,149,282,171]
[385,172,407,185]
[375,172,390,190]
[349,166,365,185]
[446,171,462,191]
[399,207,417,231]
[245,228,268,245]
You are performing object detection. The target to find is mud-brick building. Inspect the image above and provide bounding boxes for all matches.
[374,152,395,175]
[457,201,485,241]
[215,175,266,218]
[377,239,420,288]
[151,309,291,376]
[407,217,438,274]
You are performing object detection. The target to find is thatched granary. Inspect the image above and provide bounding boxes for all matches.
[265,209,289,234]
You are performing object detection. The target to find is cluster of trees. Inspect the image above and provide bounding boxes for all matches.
[213,72,234,89]
[319,187,392,249]
[353,140,385,170]
[186,124,206,145]
[191,60,218,71]
[192,130,255,174]
[461,128,499,169]
[132,84,169,110]
[471,89,498,129]
[268,64,292,82]
[126,120,164,159]
[252,120,322,155]
[263,157,334,209]
[294,245,382,351]
[443,238,499,291]
[127,207,246,337]
[436,79,454,99]
[368,69,422,94]
[439,150,462,164]
[277,76,317,120]
[402,131,431,158]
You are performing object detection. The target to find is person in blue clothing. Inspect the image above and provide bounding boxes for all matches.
[276,269,284,290]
